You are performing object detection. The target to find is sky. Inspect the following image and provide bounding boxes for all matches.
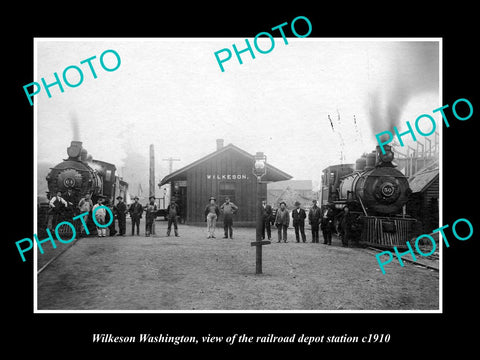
[35,38,440,194]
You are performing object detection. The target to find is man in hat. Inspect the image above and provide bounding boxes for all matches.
[49,191,68,229]
[292,201,307,243]
[261,200,273,240]
[166,199,180,236]
[321,204,335,245]
[337,205,353,247]
[78,193,94,235]
[63,188,77,218]
[308,199,322,243]
[145,196,157,237]
[129,196,143,236]
[92,197,107,237]
[204,196,220,239]
[275,201,290,243]
[114,195,127,236]
[104,199,117,236]
[220,197,238,239]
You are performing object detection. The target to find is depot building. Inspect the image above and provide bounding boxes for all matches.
[159,139,292,226]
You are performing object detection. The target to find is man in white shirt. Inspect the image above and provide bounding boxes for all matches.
[92,197,107,237]
[49,191,68,228]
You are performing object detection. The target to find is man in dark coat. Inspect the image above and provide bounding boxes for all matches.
[321,204,335,245]
[104,199,117,236]
[261,200,273,240]
[145,196,157,237]
[129,196,143,236]
[166,199,180,237]
[338,206,353,247]
[220,197,238,239]
[114,196,127,236]
[63,188,77,218]
[308,199,322,243]
[292,201,307,243]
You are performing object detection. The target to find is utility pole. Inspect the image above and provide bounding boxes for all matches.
[149,144,155,198]
[162,157,180,174]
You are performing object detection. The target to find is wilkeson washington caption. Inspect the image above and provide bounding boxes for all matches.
[92,333,362,344]
[93,334,198,344]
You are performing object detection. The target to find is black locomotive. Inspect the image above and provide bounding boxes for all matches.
[321,145,416,248]
[38,140,129,236]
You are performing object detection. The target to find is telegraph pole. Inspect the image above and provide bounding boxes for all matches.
[162,157,180,174]
[149,144,155,198]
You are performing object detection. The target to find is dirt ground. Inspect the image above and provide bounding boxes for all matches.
[37,220,439,311]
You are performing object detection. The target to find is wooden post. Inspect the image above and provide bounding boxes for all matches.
[251,180,270,274]
[251,240,271,274]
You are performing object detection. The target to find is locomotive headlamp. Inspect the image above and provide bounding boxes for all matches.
[253,152,267,181]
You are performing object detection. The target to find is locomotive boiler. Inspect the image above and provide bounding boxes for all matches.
[45,140,123,204]
[322,145,416,249]
[338,145,411,215]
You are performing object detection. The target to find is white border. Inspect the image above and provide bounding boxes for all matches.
[33,37,443,314]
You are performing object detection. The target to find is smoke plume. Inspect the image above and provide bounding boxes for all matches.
[367,42,439,139]
[70,111,81,141]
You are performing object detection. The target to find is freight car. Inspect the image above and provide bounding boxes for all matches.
[321,145,416,248]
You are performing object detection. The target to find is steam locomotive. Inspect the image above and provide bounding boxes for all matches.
[38,140,129,236]
[321,145,416,248]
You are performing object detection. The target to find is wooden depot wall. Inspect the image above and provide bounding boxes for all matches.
[182,149,267,226]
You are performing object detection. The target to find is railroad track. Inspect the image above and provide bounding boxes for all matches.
[37,227,86,275]
[362,246,439,272]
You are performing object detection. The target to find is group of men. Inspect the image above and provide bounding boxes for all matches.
[204,196,238,239]
[48,190,354,246]
[111,195,181,238]
[203,197,349,246]
[47,190,181,238]
[267,199,336,244]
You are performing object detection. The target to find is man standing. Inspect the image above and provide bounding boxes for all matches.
[204,196,220,239]
[220,197,238,239]
[49,191,68,229]
[338,206,353,247]
[308,199,322,243]
[104,199,117,236]
[321,204,335,245]
[275,201,290,243]
[261,200,273,240]
[114,196,127,236]
[92,197,107,237]
[292,201,307,243]
[145,196,157,237]
[129,196,143,236]
[63,188,76,218]
[78,193,93,236]
[166,199,180,237]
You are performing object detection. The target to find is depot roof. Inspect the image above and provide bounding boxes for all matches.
[159,143,293,186]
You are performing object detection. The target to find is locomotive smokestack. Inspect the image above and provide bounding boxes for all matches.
[375,145,395,167]
[67,141,83,159]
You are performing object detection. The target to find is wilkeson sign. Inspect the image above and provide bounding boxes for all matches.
[206,174,249,180]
